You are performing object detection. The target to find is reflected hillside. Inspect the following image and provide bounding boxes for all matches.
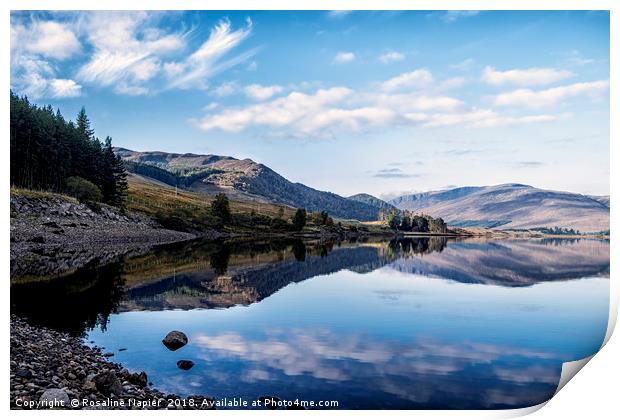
[120,236,608,311]
[389,238,610,286]
[120,239,397,311]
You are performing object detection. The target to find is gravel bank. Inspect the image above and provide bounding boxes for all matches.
[10,316,214,410]
[10,193,196,279]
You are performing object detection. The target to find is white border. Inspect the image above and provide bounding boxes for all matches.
[3,1,616,419]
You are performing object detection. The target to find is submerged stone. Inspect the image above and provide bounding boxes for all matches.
[176,360,195,370]
[162,331,188,351]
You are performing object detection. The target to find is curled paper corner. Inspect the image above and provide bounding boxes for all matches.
[497,401,548,418]
[498,356,598,418]
[554,355,595,396]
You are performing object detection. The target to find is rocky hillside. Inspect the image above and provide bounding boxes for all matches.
[116,148,384,221]
[389,184,609,233]
[10,191,195,279]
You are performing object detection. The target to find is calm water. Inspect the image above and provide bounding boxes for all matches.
[11,237,610,409]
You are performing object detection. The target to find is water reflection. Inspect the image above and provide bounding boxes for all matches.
[10,261,125,335]
[10,236,610,409]
[191,328,563,408]
[11,237,609,336]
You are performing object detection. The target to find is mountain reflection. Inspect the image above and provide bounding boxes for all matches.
[10,237,610,335]
[120,237,607,312]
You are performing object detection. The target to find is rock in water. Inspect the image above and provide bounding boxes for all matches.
[39,388,70,407]
[176,360,195,370]
[162,331,188,351]
[93,371,124,397]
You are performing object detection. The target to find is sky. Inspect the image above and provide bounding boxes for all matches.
[10,10,610,198]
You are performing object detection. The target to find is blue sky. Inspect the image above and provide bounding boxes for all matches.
[10,10,609,197]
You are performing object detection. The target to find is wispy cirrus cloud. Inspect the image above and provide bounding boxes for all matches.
[493,80,609,108]
[10,12,256,98]
[165,18,255,90]
[405,109,558,129]
[76,11,188,95]
[373,168,422,179]
[482,66,573,86]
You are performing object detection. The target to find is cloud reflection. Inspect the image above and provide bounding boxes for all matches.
[192,328,563,408]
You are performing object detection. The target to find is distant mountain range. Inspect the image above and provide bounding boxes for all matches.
[389,184,609,233]
[117,148,609,232]
[116,148,391,221]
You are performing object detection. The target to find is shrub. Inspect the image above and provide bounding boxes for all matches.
[210,193,231,224]
[65,176,103,203]
[292,208,307,231]
[270,217,290,231]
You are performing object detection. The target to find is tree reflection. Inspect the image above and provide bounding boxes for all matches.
[11,260,125,336]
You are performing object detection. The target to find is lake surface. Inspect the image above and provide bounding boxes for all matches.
[11,237,610,409]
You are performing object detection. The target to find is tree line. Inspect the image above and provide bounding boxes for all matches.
[10,91,127,207]
[386,209,447,233]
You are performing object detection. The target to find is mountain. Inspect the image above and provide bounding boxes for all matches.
[116,148,384,221]
[587,195,610,208]
[348,193,396,212]
[389,184,609,233]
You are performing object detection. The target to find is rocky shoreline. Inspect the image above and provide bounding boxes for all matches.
[10,193,197,279]
[10,316,215,410]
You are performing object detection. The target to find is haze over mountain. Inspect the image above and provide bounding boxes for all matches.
[116,148,390,221]
[389,184,609,233]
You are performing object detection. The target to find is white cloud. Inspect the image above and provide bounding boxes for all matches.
[493,80,609,108]
[78,50,153,87]
[10,55,84,99]
[194,62,570,137]
[166,18,254,90]
[561,50,595,66]
[11,20,81,60]
[50,79,82,98]
[76,11,187,95]
[212,81,240,97]
[440,11,480,23]
[10,55,54,98]
[196,87,357,134]
[10,18,83,99]
[366,92,463,113]
[114,83,149,96]
[438,77,466,91]
[333,51,355,64]
[405,109,558,128]
[482,66,573,86]
[450,58,475,71]
[381,69,434,92]
[327,11,352,19]
[244,84,284,101]
[379,51,405,64]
